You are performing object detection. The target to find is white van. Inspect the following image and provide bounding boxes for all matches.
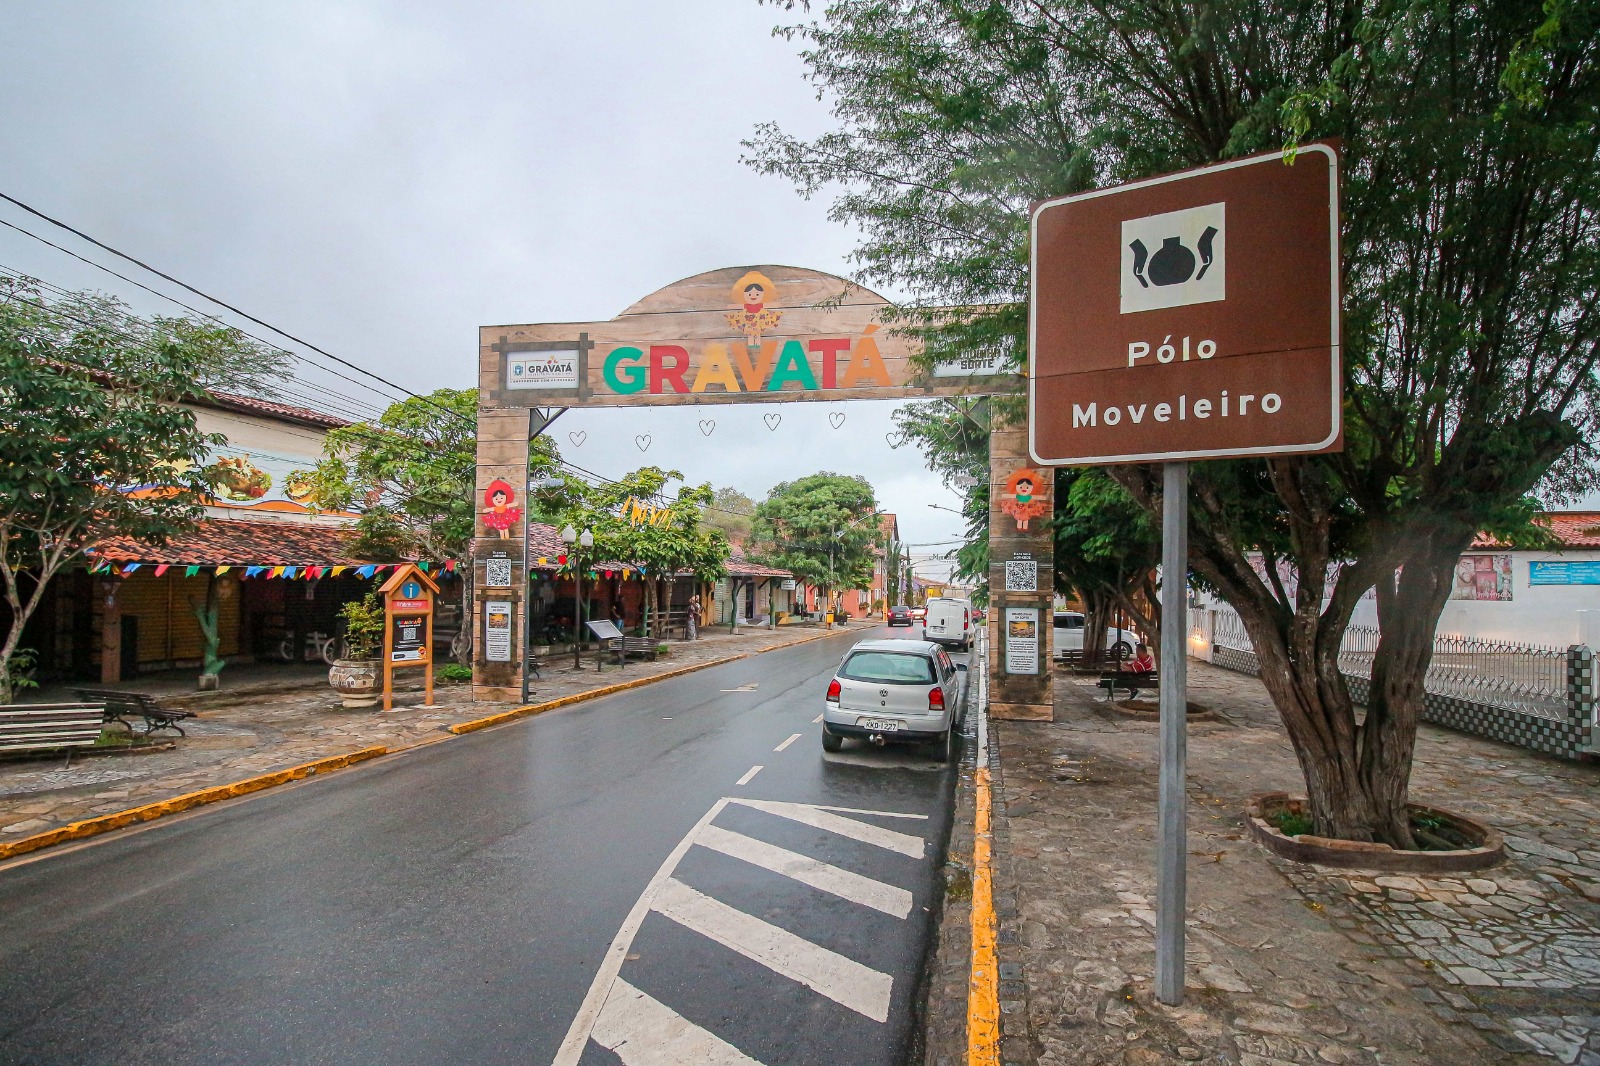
[922,597,975,650]
[1052,611,1137,660]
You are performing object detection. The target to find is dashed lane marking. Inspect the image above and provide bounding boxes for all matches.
[773,733,802,752]
[735,765,763,785]
[812,714,824,723]
[696,823,912,918]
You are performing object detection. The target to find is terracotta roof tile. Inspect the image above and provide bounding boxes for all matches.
[90,519,369,566]
[1472,512,1600,550]
[200,390,350,429]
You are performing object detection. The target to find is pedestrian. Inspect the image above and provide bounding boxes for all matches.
[610,601,625,633]
[687,594,700,640]
[1123,641,1157,700]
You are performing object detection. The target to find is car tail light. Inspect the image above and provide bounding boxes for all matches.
[963,609,970,627]
[928,686,945,711]
[826,679,841,702]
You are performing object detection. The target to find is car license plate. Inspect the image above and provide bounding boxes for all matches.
[859,717,903,731]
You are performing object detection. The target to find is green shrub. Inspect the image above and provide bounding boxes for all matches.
[338,594,385,660]
[1268,809,1315,838]
[436,663,473,682]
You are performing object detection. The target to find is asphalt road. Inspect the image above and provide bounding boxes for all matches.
[0,624,964,1066]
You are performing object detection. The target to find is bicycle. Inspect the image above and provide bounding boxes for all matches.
[277,630,344,665]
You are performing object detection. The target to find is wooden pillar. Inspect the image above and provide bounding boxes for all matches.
[471,407,530,702]
[99,577,121,684]
[986,419,1054,720]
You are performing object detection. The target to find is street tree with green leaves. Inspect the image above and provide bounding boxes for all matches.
[294,389,570,662]
[751,472,879,611]
[750,0,1600,845]
[706,486,758,544]
[552,467,730,634]
[0,278,222,701]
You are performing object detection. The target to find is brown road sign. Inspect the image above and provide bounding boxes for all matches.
[1029,145,1341,466]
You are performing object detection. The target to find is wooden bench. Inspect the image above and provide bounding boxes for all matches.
[0,704,105,765]
[73,688,194,737]
[618,637,659,661]
[1097,671,1159,700]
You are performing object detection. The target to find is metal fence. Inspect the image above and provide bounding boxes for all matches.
[1204,610,1569,720]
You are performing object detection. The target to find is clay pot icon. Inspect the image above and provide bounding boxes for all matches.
[1130,227,1218,288]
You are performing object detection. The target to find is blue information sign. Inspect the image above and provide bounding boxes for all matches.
[1529,561,1600,586]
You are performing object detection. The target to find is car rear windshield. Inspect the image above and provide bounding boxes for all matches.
[840,651,937,684]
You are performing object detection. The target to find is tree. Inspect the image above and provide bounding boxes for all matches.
[749,0,1600,845]
[751,473,880,609]
[0,278,221,702]
[551,467,730,634]
[705,486,758,545]
[1052,469,1161,660]
[295,389,570,663]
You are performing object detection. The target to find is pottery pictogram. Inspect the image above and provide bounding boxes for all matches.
[1130,227,1219,288]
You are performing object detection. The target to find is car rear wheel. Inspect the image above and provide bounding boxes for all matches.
[932,726,957,763]
[1112,641,1133,660]
[821,729,843,752]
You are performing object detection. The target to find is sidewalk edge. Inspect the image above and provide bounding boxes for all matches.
[0,745,388,863]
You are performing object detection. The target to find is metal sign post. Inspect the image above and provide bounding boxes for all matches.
[1155,462,1189,1004]
[1028,145,1342,1005]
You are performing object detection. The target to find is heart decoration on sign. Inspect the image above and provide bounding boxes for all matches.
[634,434,652,452]
[886,431,908,448]
[828,411,846,429]
[764,413,782,431]
[568,431,587,448]
[698,420,716,436]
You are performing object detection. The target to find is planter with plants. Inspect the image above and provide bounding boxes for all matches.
[1245,792,1504,874]
[328,593,384,709]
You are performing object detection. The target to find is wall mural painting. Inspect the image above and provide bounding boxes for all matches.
[1451,554,1514,601]
[482,480,522,539]
[998,467,1049,532]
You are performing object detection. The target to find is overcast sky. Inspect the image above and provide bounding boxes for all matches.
[0,1,967,580]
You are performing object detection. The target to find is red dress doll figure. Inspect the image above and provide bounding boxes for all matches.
[482,480,522,539]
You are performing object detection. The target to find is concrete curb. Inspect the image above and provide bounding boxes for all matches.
[0,624,866,866]
[0,745,387,863]
[446,623,861,735]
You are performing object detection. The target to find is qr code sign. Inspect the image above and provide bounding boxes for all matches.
[485,558,513,588]
[1005,560,1038,592]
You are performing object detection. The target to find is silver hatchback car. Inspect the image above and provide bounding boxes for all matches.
[822,638,966,761]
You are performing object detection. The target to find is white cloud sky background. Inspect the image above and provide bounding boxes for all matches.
[0,1,968,581]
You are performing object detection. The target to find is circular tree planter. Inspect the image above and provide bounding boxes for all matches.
[1245,791,1504,873]
[328,659,381,710]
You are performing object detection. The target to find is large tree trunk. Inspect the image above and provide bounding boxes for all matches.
[453,566,474,665]
[1080,590,1113,663]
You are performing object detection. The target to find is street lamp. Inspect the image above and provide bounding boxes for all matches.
[928,503,964,516]
[561,524,594,669]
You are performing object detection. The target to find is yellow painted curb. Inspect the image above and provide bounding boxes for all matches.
[967,760,1000,1064]
[447,623,859,736]
[0,745,388,864]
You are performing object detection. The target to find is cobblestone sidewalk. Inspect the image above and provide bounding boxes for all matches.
[923,661,1600,1065]
[1,622,867,844]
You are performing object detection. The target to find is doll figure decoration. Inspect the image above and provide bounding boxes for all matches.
[482,479,522,539]
[724,270,783,351]
[998,467,1050,531]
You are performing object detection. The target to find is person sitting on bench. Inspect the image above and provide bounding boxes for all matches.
[1124,642,1157,697]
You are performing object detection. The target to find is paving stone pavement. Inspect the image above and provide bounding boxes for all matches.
[922,660,1600,1065]
[1,622,866,842]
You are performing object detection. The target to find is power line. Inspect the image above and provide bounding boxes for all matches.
[0,191,472,429]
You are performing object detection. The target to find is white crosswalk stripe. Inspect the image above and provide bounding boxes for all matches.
[592,978,761,1065]
[555,795,928,1065]
[695,823,913,918]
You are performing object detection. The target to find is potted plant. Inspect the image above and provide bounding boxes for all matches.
[328,593,384,709]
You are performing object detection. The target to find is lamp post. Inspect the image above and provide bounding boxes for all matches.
[561,525,594,670]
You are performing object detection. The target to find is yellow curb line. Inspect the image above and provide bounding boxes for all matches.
[446,623,860,736]
[0,745,388,864]
[967,734,1000,1063]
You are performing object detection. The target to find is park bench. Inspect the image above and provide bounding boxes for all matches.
[1097,670,1159,701]
[618,636,659,661]
[0,704,105,765]
[73,688,194,738]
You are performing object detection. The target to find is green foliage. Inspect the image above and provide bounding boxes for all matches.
[189,577,226,676]
[436,662,474,682]
[893,400,991,604]
[750,473,879,592]
[4,648,39,692]
[554,466,730,582]
[0,278,222,702]
[1269,809,1316,838]
[750,0,1600,844]
[706,486,757,543]
[337,593,385,661]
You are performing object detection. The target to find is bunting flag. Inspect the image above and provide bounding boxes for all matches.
[270,566,285,578]
[538,557,548,565]
[331,566,347,577]
[557,554,568,565]
[245,566,265,578]
[154,564,170,577]
[356,564,375,578]
[216,565,232,575]
[119,564,139,577]
[419,561,430,572]
[184,565,200,577]
[444,560,456,573]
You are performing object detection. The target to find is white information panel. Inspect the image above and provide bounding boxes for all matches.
[1004,607,1040,675]
[485,600,513,662]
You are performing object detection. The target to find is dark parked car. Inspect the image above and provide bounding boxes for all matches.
[887,604,913,627]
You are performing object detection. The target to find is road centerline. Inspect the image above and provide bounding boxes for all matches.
[774,733,802,752]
